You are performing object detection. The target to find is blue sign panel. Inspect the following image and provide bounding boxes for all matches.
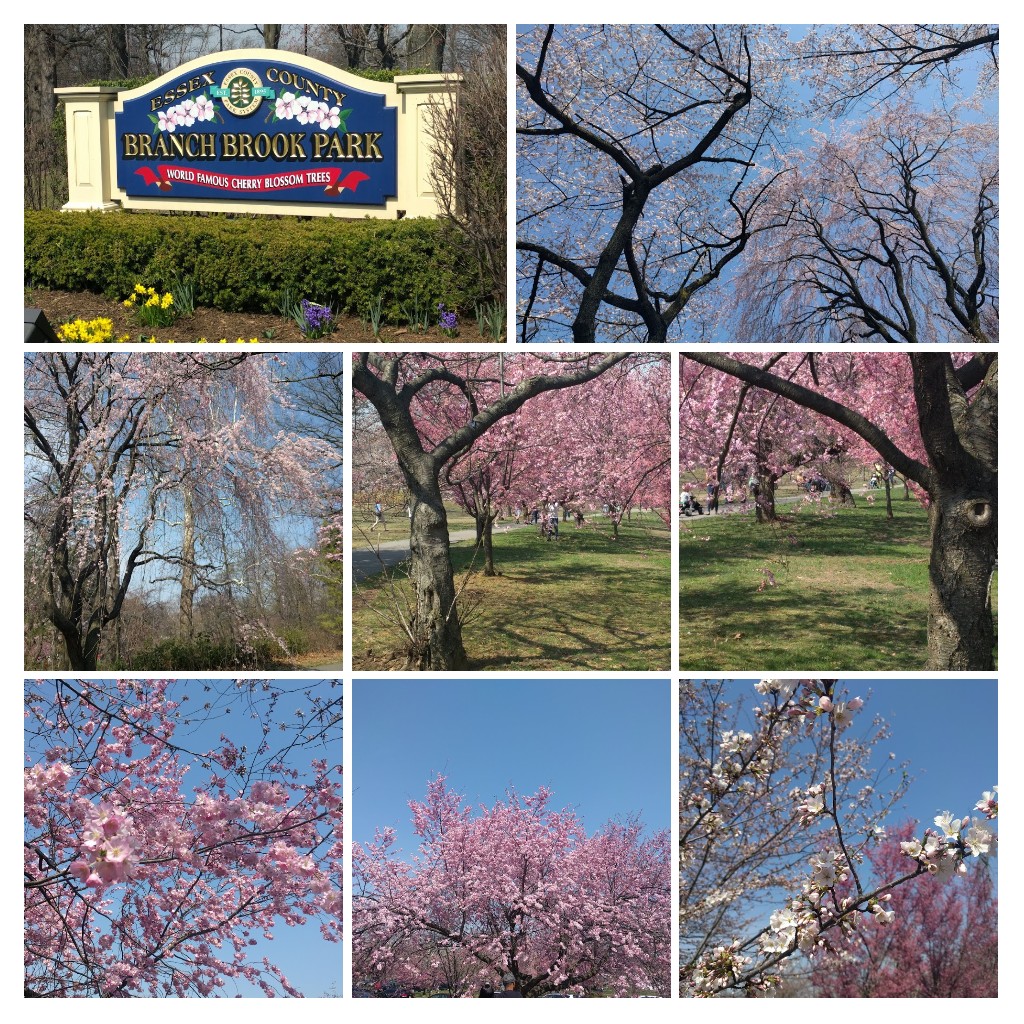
[115,57,398,206]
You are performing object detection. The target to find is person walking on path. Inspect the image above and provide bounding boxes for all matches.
[547,501,560,540]
[708,479,720,514]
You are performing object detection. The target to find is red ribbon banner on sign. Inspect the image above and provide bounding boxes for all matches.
[134,165,370,197]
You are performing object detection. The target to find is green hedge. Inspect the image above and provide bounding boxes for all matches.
[25,209,477,321]
[349,67,438,82]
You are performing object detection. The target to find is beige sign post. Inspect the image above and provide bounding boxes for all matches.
[56,49,459,219]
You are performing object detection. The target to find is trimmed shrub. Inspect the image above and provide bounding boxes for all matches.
[349,67,437,82]
[25,210,479,321]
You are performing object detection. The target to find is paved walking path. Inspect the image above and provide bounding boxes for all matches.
[352,522,531,580]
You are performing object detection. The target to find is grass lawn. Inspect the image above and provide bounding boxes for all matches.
[680,499,997,671]
[353,514,670,670]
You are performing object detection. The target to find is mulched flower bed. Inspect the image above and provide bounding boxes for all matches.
[26,288,481,344]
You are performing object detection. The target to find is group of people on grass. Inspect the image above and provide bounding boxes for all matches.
[681,471,761,516]
[512,500,587,539]
[368,496,603,542]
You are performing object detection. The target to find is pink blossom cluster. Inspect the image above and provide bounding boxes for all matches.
[354,353,670,529]
[24,762,73,827]
[24,679,343,998]
[69,800,140,888]
[354,776,669,996]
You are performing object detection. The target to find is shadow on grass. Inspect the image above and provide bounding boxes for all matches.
[681,583,928,671]
[679,504,940,671]
[353,519,671,671]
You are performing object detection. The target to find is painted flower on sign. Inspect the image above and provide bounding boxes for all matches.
[150,95,218,133]
[318,105,341,130]
[193,94,216,122]
[177,98,197,127]
[275,91,298,119]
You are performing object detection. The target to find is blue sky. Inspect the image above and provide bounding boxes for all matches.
[708,678,997,837]
[24,678,342,998]
[353,678,671,851]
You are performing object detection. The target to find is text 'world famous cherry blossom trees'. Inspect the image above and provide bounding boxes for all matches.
[24,678,342,997]
[353,776,670,997]
[680,679,997,997]
[517,24,997,343]
[680,350,996,670]
[24,352,343,671]
[353,352,669,669]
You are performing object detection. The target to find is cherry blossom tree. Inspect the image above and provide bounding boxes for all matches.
[682,352,996,670]
[24,678,342,997]
[352,352,646,669]
[517,24,997,345]
[517,24,788,342]
[354,776,670,997]
[681,353,850,522]
[735,107,997,346]
[24,354,338,670]
[437,355,671,562]
[809,822,997,997]
[795,24,998,115]
[680,679,997,996]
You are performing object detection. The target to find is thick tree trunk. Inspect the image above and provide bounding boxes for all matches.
[571,186,649,343]
[925,488,996,671]
[24,25,56,126]
[179,484,196,638]
[754,471,777,523]
[51,612,100,671]
[107,25,130,77]
[407,478,467,669]
[481,515,496,577]
[408,24,446,70]
[354,351,632,669]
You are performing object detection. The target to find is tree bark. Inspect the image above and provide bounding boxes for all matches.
[481,514,496,577]
[107,25,130,78]
[911,354,997,670]
[179,483,196,639]
[407,474,467,669]
[408,24,446,70]
[754,455,777,522]
[925,489,996,670]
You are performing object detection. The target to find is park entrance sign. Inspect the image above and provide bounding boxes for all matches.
[56,49,457,219]
[117,55,397,205]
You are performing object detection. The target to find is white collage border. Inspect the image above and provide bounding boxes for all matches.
[6,4,1014,1020]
